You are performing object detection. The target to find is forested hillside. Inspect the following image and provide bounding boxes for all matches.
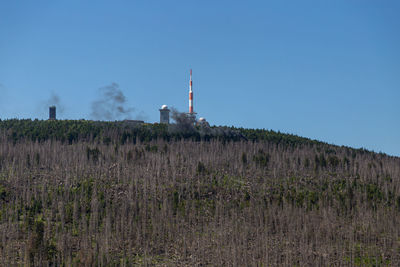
[0,120,399,266]
[0,119,379,151]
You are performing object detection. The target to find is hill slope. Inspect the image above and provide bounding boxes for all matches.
[0,120,399,265]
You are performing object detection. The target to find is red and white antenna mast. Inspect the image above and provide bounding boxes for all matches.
[189,69,194,114]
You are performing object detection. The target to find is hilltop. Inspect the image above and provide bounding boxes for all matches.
[0,119,386,154]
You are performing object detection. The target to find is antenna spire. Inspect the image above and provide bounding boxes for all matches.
[189,69,193,113]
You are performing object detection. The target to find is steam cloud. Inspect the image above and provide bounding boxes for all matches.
[91,83,134,121]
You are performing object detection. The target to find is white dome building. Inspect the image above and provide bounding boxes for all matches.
[197,117,209,127]
[159,105,170,124]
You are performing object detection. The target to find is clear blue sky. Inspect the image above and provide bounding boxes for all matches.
[0,1,399,156]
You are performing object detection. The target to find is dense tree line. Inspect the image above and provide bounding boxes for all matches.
[0,119,380,156]
[0,120,399,265]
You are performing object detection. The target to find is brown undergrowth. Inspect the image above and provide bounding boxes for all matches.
[0,137,399,266]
